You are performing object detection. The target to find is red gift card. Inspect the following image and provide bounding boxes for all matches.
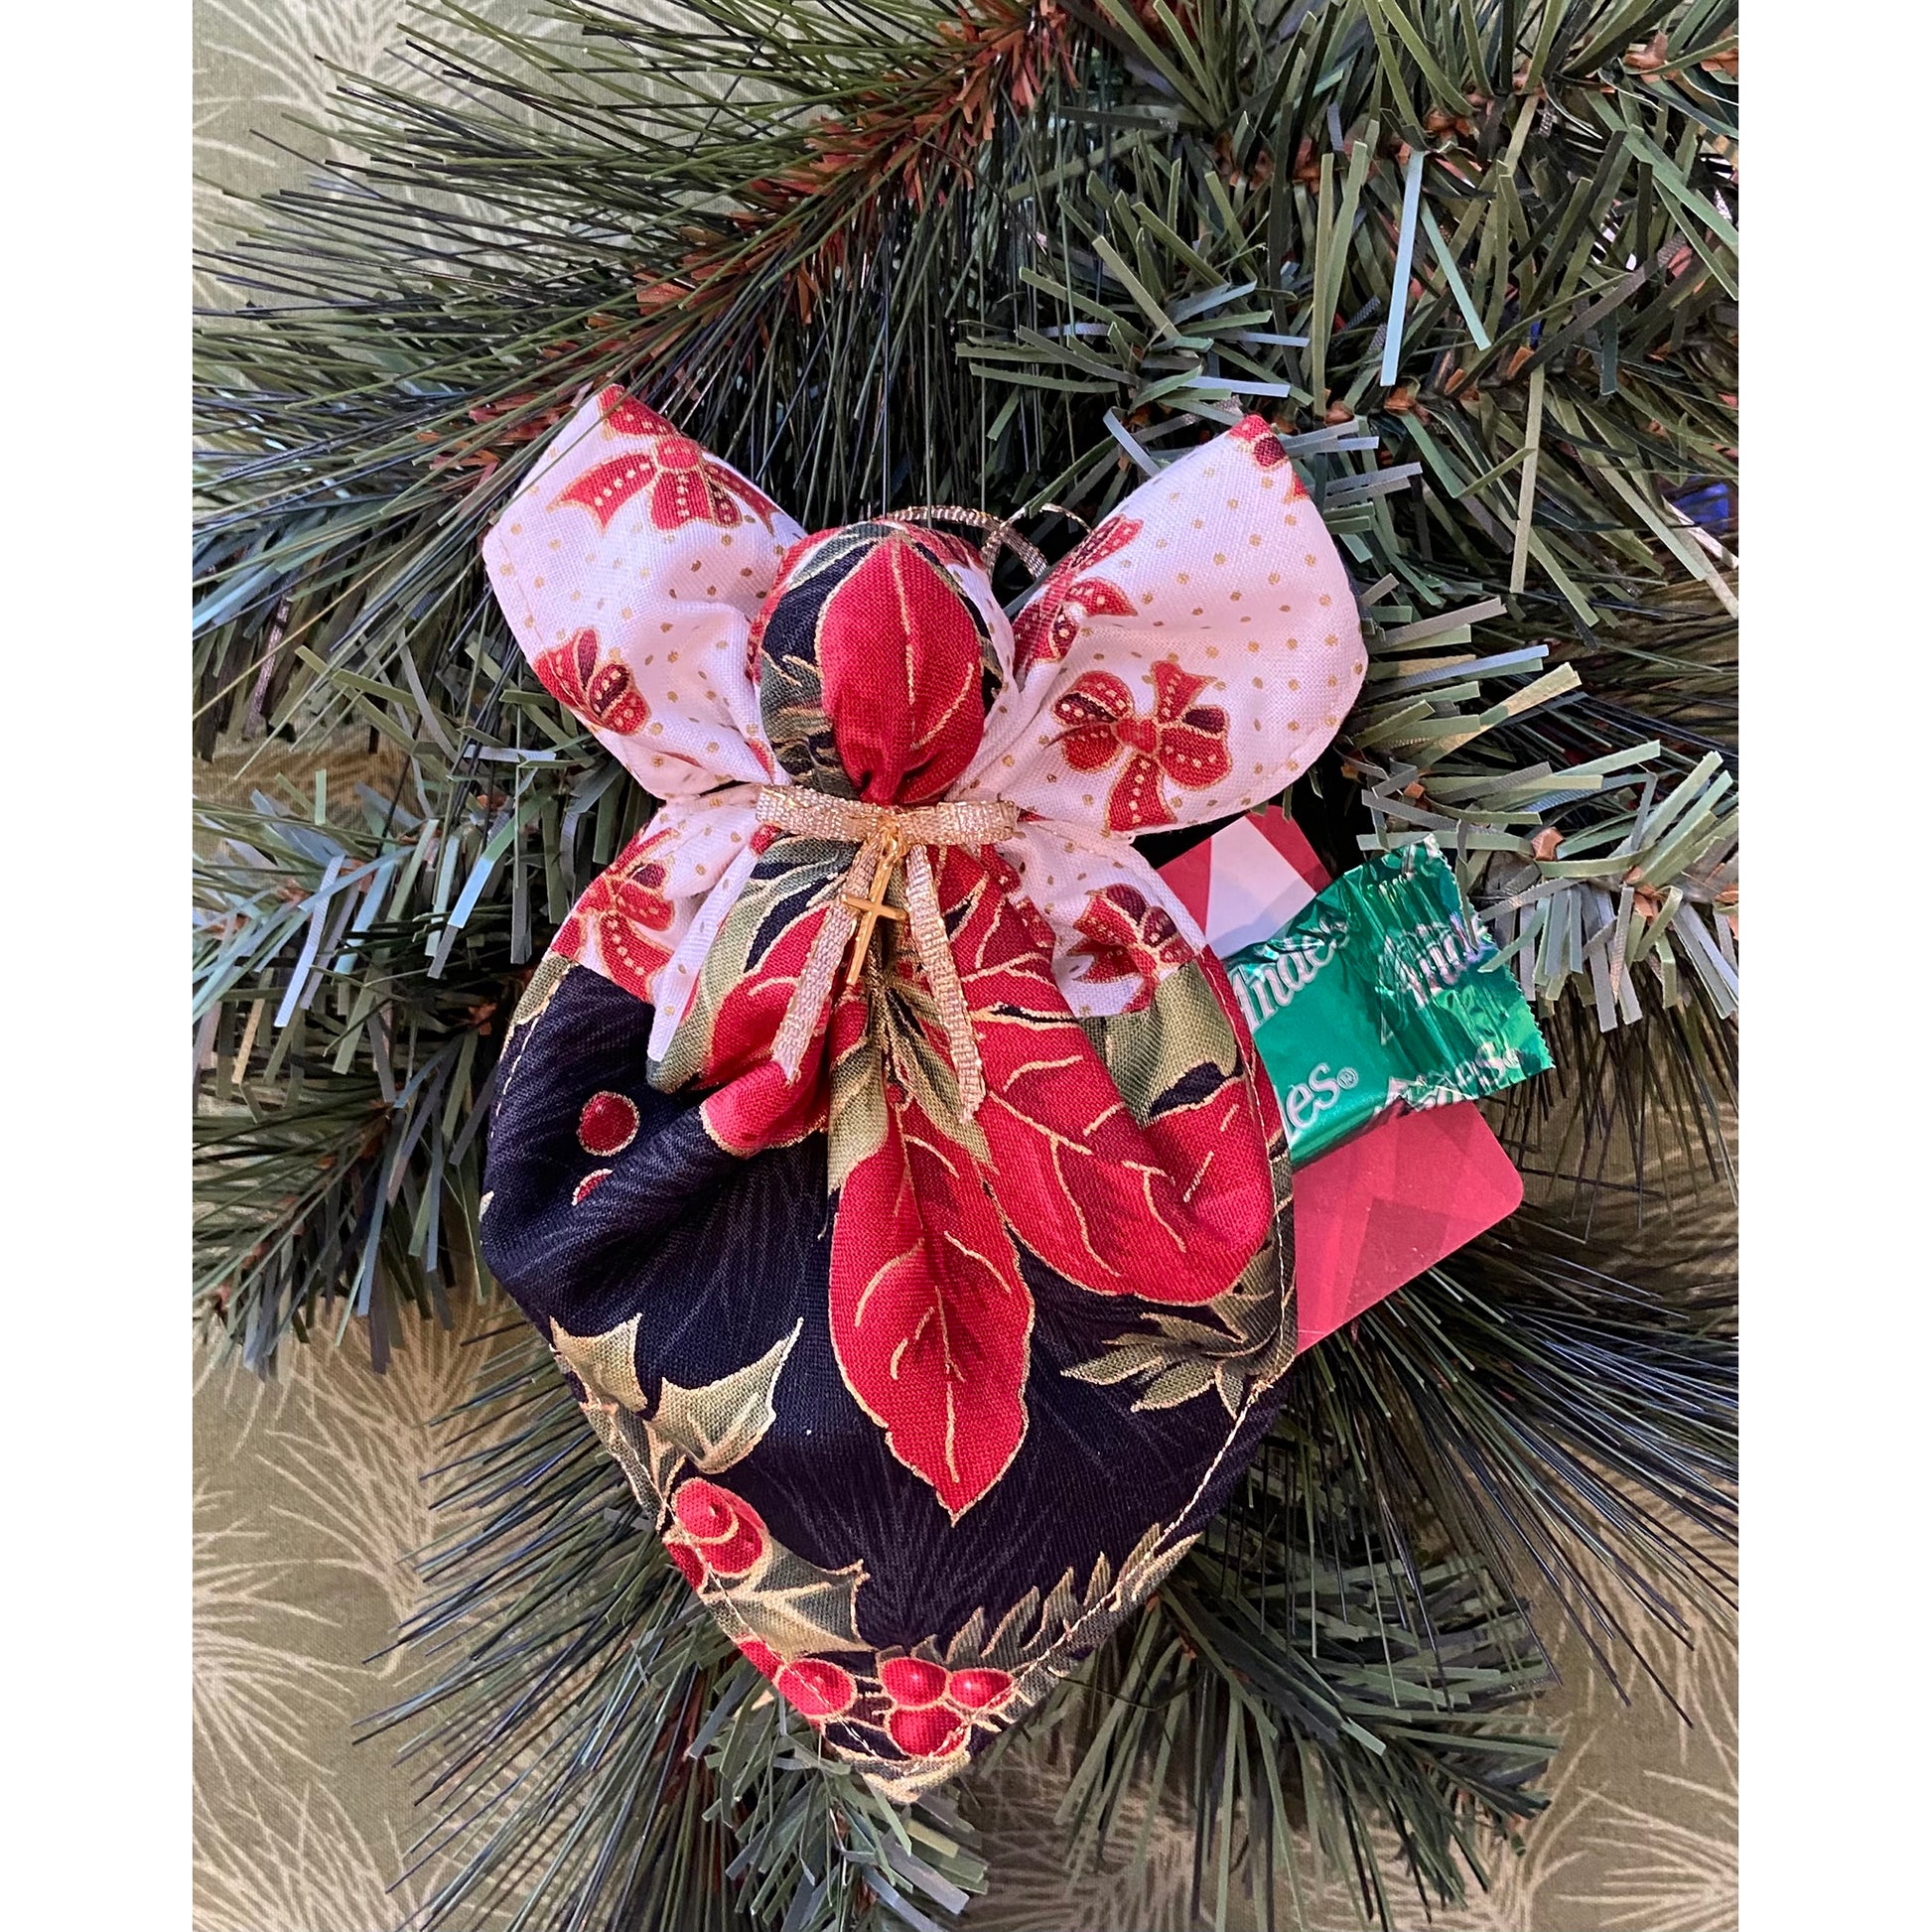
[1159,806,1523,1346]
[1288,1100,1523,1342]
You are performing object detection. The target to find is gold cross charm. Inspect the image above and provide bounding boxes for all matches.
[839,825,907,988]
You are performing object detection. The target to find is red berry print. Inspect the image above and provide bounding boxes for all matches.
[886,1705,967,1758]
[571,1168,612,1205]
[776,1658,857,1721]
[945,1667,1015,1713]
[577,1090,639,1157]
[670,1479,767,1578]
[879,1656,950,1710]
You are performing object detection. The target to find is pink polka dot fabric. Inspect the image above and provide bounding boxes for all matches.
[483,389,1365,1032]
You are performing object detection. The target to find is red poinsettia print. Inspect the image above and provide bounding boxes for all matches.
[1012,515,1142,676]
[750,523,995,803]
[552,827,677,1003]
[552,386,781,532]
[1068,884,1194,1010]
[532,627,650,736]
[802,845,1276,1517]
[668,1477,767,1579]
[693,890,847,1159]
[813,530,989,804]
[1229,411,1293,469]
[829,1057,1035,1521]
[936,849,1274,1307]
[1051,659,1233,832]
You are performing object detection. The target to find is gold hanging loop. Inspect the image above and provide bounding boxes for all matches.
[877,504,1049,582]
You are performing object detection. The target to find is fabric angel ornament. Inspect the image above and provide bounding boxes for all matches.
[478,385,1365,1798]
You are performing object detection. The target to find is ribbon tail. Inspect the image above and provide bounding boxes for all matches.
[769,837,878,1082]
[902,845,985,1118]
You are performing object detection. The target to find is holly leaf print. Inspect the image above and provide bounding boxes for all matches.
[578,1400,681,1519]
[720,1544,871,1659]
[511,953,574,1030]
[551,1313,649,1412]
[1080,952,1242,1124]
[650,1320,803,1474]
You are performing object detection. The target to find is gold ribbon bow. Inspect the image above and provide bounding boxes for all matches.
[755,786,1021,1116]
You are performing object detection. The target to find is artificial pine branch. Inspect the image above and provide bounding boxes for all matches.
[196,0,1736,1371]
[193,2,1738,1923]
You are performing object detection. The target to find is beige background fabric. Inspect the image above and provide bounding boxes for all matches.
[193,8,1737,1926]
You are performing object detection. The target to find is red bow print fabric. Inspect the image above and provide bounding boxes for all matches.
[1051,659,1235,833]
[484,385,1365,1036]
[1010,512,1140,675]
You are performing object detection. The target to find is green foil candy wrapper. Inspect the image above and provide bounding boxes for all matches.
[1223,838,1552,1161]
